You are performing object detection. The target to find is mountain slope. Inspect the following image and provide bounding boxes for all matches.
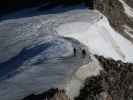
[0,5,133,100]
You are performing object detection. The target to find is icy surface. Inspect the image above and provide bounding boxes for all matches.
[0,35,91,100]
[0,7,133,100]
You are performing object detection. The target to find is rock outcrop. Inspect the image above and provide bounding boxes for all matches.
[94,0,133,43]
[22,88,69,100]
[75,55,133,100]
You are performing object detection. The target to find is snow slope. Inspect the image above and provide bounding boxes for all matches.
[56,12,133,62]
[0,7,133,100]
[0,35,91,100]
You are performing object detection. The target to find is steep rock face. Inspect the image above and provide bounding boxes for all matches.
[95,0,133,43]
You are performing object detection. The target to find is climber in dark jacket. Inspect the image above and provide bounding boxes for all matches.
[73,48,76,56]
[82,49,86,58]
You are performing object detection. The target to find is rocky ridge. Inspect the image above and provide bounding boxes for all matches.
[75,55,133,100]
